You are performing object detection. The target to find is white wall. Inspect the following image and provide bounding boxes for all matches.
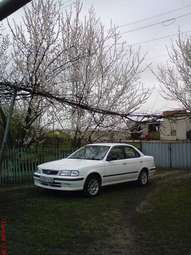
[160,116,191,141]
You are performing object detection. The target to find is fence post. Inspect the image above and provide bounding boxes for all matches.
[168,143,172,169]
[140,140,143,152]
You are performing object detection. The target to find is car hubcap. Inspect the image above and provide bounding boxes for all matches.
[141,172,148,185]
[87,179,99,196]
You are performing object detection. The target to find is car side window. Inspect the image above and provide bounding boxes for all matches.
[107,146,125,161]
[124,146,140,159]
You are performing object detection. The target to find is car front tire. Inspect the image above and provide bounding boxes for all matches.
[138,170,149,186]
[83,175,101,197]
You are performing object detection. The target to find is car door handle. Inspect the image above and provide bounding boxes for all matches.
[140,161,143,163]
[123,163,127,165]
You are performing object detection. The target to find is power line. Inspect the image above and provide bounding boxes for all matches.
[116,30,191,47]
[128,29,191,46]
[121,12,191,34]
[118,3,191,28]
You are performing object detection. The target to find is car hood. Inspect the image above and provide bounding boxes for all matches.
[38,158,103,170]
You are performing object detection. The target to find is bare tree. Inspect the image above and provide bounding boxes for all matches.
[0,28,9,84]
[0,26,11,143]
[59,3,149,146]
[6,0,74,146]
[5,0,101,146]
[1,0,150,148]
[157,33,191,112]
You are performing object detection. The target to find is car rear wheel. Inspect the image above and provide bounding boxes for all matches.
[138,170,148,186]
[83,175,101,197]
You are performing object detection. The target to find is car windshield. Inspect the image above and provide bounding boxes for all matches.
[68,145,110,160]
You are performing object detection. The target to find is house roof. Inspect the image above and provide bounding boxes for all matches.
[163,110,190,117]
[0,0,31,21]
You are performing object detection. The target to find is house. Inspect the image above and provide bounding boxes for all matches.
[130,118,161,140]
[160,110,191,141]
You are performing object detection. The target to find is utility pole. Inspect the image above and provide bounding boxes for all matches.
[0,90,17,173]
[0,0,32,21]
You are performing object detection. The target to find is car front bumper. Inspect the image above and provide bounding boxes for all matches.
[33,173,85,191]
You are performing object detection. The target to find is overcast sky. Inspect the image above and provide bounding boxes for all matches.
[4,0,191,113]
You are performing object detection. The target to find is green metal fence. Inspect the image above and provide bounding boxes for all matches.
[0,147,72,184]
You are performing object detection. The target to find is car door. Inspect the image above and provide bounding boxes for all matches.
[102,146,127,185]
[123,146,141,181]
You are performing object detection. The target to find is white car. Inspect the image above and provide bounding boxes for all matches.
[33,143,156,197]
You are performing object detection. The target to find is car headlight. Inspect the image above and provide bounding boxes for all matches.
[59,170,79,177]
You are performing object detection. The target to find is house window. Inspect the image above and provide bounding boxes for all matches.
[169,119,176,136]
[171,129,176,136]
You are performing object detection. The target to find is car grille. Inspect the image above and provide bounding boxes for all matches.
[40,182,62,187]
[42,169,59,175]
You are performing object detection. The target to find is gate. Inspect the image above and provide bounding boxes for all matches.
[142,142,191,169]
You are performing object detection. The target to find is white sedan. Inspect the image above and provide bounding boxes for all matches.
[33,143,156,197]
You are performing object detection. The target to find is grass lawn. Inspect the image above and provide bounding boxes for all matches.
[0,170,191,255]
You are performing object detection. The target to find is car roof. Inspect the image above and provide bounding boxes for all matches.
[87,143,135,147]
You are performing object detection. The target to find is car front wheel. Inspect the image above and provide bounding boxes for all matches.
[83,175,101,197]
[138,170,148,186]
